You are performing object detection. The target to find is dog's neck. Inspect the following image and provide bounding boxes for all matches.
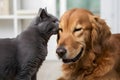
[61,51,96,79]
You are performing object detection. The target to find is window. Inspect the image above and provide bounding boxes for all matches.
[67,0,100,15]
[57,0,100,17]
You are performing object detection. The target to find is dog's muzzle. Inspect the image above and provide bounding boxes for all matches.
[56,47,84,63]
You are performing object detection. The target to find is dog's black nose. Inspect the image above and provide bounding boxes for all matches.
[56,47,66,58]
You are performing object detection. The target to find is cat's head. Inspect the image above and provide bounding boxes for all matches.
[33,8,59,37]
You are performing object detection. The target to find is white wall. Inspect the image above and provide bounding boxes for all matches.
[60,0,67,16]
[19,0,56,16]
[101,0,120,33]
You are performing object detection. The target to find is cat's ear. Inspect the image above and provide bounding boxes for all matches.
[35,8,48,25]
[38,8,48,19]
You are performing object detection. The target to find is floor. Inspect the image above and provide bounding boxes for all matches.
[37,60,62,80]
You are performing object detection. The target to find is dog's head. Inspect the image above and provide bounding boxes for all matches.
[30,8,59,38]
[56,8,111,63]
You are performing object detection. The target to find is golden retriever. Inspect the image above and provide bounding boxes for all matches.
[56,8,120,80]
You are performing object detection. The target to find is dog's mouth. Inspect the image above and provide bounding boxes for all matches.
[62,48,84,63]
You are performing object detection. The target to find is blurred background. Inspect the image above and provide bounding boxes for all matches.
[0,0,120,80]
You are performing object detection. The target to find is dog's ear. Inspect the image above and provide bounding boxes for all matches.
[38,8,48,19]
[90,16,111,54]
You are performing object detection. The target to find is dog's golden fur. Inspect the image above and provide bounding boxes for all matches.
[57,8,120,80]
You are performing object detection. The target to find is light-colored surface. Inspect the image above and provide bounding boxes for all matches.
[37,60,62,80]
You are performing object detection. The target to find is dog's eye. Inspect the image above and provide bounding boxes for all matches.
[58,28,63,32]
[74,28,82,32]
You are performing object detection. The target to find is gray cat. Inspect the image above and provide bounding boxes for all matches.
[0,8,58,80]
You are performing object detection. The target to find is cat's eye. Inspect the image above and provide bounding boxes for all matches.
[52,19,59,23]
[52,20,56,23]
